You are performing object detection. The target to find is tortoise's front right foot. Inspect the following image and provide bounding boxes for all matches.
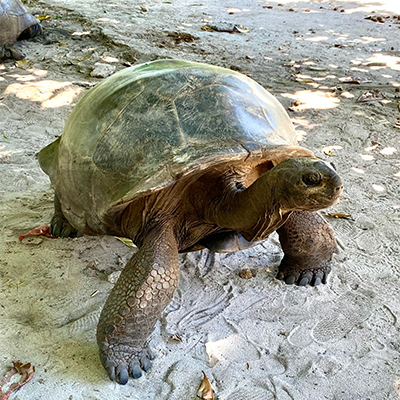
[277,211,337,286]
[99,343,153,384]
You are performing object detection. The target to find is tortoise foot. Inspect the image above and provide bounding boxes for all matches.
[50,214,77,238]
[18,22,43,41]
[277,262,331,286]
[100,344,154,384]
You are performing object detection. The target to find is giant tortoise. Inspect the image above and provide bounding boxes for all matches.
[38,59,343,384]
[0,0,41,59]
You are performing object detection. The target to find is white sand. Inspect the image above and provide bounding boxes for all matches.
[0,0,399,399]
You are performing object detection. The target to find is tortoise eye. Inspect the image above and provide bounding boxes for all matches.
[302,172,321,186]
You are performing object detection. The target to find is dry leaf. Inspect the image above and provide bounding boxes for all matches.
[197,372,215,400]
[170,333,183,342]
[201,23,247,33]
[356,90,384,103]
[37,14,51,21]
[14,59,34,69]
[114,237,137,247]
[19,225,54,243]
[327,212,352,219]
[0,360,35,400]
[339,76,371,84]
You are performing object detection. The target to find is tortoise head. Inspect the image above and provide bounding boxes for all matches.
[276,158,343,211]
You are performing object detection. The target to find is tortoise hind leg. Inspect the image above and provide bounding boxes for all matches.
[277,211,337,286]
[96,222,180,384]
[50,195,77,238]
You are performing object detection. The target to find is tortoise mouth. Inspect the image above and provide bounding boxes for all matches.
[307,184,343,209]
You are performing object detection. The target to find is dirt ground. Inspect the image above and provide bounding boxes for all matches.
[0,0,399,399]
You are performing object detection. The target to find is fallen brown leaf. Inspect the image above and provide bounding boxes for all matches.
[197,372,215,400]
[14,59,34,70]
[19,224,55,243]
[0,360,35,400]
[356,90,384,103]
[170,333,183,342]
[327,212,352,219]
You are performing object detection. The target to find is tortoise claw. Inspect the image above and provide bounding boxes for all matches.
[278,262,331,287]
[285,275,297,285]
[311,270,324,286]
[298,277,309,286]
[298,271,313,286]
[99,345,153,383]
[130,360,142,379]
[106,361,115,382]
[116,364,129,385]
[140,354,152,372]
[313,276,322,286]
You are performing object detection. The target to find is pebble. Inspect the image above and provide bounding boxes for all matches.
[355,215,375,230]
[90,62,116,78]
[239,267,254,279]
[108,271,121,284]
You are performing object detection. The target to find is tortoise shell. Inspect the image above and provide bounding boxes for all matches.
[39,59,313,234]
[0,0,39,45]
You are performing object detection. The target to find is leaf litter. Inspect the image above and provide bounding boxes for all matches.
[0,361,35,400]
[197,371,215,399]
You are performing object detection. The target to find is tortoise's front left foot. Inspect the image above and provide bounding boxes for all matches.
[50,195,77,238]
[277,261,331,286]
[50,214,77,238]
[277,211,337,286]
[99,344,153,384]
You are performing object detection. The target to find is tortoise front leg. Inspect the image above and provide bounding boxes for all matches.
[96,223,179,384]
[50,194,77,238]
[277,211,337,286]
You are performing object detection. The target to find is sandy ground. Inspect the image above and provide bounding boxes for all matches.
[0,0,399,399]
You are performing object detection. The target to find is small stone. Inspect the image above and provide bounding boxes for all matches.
[108,271,121,284]
[239,268,254,279]
[90,62,116,78]
[355,215,375,230]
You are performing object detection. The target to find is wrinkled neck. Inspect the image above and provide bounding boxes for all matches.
[208,168,288,240]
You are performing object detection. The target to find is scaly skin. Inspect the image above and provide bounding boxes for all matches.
[45,158,342,384]
[277,211,336,286]
[96,223,179,384]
